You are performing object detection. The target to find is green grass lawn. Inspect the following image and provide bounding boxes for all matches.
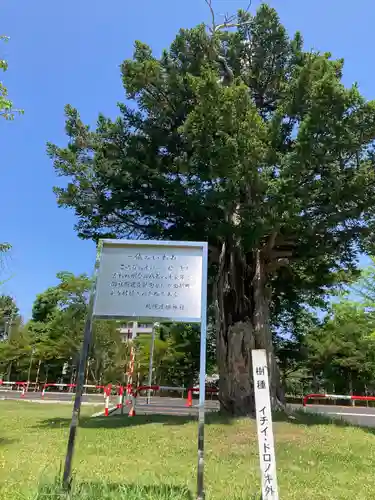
[1,401,375,499]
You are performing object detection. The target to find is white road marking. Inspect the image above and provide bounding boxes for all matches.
[324,412,375,418]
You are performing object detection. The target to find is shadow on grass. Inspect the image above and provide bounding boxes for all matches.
[32,402,375,437]
[36,480,192,500]
[273,408,375,436]
[0,437,17,446]
[33,412,234,430]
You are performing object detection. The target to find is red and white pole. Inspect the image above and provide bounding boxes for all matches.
[104,384,112,417]
[117,385,124,409]
[128,391,136,417]
[126,343,135,404]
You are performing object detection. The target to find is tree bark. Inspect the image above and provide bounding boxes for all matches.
[215,243,285,416]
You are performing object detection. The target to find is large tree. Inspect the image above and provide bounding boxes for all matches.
[48,4,375,415]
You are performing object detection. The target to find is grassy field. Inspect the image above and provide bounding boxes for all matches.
[1,401,375,499]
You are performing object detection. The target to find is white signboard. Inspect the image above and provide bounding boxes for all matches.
[252,349,279,500]
[93,240,206,323]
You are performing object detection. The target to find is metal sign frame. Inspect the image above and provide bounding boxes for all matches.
[63,239,208,500]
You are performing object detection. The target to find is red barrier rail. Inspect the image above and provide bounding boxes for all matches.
[41,383,107,398]
[303,393,375,407]
[134,385,160,397]
[0,381,28,397]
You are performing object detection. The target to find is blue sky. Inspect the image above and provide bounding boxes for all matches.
[1,0,374,319]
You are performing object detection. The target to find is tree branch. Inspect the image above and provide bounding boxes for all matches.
[266,230,278,254]
[204,0,252,34]
[266,258,290,275]
[204,0,216,31]
[214,20,252,33]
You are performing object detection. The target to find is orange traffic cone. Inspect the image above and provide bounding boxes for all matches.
[128,406,136,417]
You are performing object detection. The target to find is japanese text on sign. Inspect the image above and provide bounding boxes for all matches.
[93,242,204,322]
[252,349,279,500]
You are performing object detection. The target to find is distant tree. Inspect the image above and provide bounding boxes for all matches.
[353,257,375,311]
[48,4,375,414]
[27,272,133,385]
[274,307,320,388]
[31,271,89,323]
[0,295,19,341]
[0,243,11,286]
[88,320,130,385]
[25,272,92,382]
[305,299,375,394]
[135,324,201,388]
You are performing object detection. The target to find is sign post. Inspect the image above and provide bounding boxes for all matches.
[252,349,279,500]
[62,239,208,499]
[147,323,158,404]
[62,240,103,489]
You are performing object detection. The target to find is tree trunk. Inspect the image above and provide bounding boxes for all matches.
[215,243,284,416]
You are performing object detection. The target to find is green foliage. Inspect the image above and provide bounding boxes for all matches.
[269,257,375,396]
[352,256,375,310]
[31,271,90,322]
[89,320,130,384]
[47,4,375,411]
[0,294,19,341]
[305,299,375,393]
[0,272,93,382]
[0,243,12,286]
[121,321,215,388]
[0,318,29,380]
[48,4,375,328]
[275,307,319,384]
[1,270,210,388]
[135,324,201,387]
[297,259,375,394]
[0,243,11,253]
[0,36,23,120]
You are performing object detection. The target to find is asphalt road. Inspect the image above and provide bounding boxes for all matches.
[120,396,220,416]
[302,404,375,428]
[0,389,105,405]
[3,389,375,427]
[128,400,375,428]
